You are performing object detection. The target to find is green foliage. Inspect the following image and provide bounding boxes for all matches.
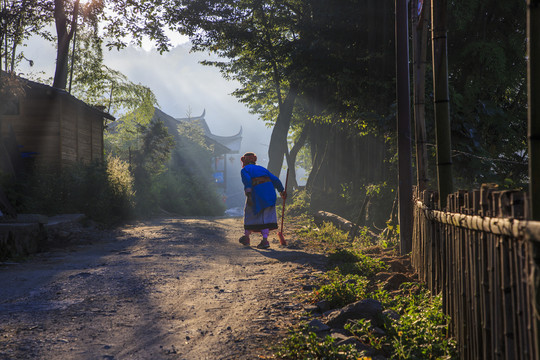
[287,189,312,216]
[105,155,136,215]
[279,200,456,360]
[281,275,456,359]
[312,270,369,309]
[130,119,174,215]
[14,159,135,225]
[105,105,225,217]
[70,24,159,120]
[104,91,159,160]
[379,220,400,249]
[347,286,457,359]
[172,0,396,182]
[445,0,528,187]
[0,0,52,74]
[328,249,389,277]
[276,327,362,360]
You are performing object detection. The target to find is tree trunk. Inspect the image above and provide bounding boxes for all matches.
[284,123,309,190]
[305,123,327,191]
[53,0,79,90]
[267,84,298,177]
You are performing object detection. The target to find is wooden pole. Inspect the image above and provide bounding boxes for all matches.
[431,0,453,209]
[527,1,540,357]
[396,0,413,255]
[412,0,430,194]
[529,0,540,220]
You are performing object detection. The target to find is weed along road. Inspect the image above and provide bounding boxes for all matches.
[0,217,326,360]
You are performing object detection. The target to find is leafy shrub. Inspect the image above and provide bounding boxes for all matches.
[276,328,362,360]
[312,270,369,309]
[379,219,400,249]
[287,189,312,216]
[347,286,457,359]
[17,158,135,224]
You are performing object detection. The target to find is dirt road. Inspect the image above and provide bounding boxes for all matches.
[0,217,327,360]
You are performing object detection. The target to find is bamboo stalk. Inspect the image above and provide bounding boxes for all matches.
[515,240,529,360]
[412,0,430,193]
[396,0,414,255]
[480,232,492,358]
[431,0,453,209]
[501,238,515,359]
[526,1,540,348]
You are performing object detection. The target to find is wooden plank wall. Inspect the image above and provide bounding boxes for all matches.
[0,87,106,169]
[412,186,538,360]
[1,91,62,168]
[60,95,78,165]
[91,116,103,162]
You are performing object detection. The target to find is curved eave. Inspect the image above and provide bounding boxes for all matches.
[207,126,243,142]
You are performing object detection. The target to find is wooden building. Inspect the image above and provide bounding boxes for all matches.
[0,77,114,172]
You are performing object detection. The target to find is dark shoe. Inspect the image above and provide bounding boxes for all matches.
[256,239,270,249]
[239,235,250,246]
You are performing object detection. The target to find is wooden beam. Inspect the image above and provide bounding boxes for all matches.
[416,200,540,242]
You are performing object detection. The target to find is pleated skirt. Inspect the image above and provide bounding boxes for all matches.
[243,202,278,231]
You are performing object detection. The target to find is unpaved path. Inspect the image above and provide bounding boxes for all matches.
[0,217,327,360]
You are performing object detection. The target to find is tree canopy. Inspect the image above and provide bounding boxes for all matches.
[167,0,528,220]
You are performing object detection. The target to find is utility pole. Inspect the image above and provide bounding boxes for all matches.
[431,0,453,209]
[396,0,413,255]
[527,0,540,357]
[412,0,429,194]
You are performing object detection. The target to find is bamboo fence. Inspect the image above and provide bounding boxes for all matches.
[412,185,539,360]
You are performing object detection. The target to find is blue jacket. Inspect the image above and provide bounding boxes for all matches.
[241,164,284,214]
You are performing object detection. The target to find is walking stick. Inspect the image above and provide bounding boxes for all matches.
[278,168,289,246]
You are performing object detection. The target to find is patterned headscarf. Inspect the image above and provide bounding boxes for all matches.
[241,152,257,167]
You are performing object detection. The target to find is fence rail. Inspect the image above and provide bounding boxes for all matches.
[412,185,539,360]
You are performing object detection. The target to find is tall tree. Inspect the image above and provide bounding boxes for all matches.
[52,0,79,89]
[169,0,308,176]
